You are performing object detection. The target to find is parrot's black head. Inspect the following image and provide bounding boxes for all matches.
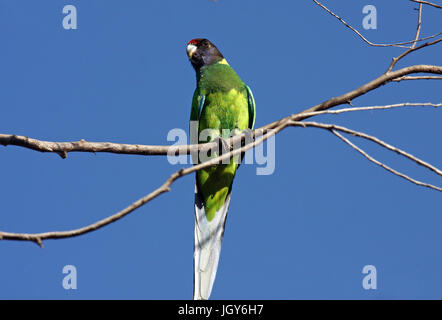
[186,38,224,71]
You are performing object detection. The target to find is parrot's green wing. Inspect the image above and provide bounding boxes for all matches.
[190,89,205,122]
[190,89,205,136]
[246,85,256,130]
[190,90,205,160]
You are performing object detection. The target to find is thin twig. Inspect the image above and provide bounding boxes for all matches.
[291,121,442,178]
[300,102,442,118]
[411,3,423,49]
[410,0,442,9]
[392,75,442,81]
[331,130,442,191]
[285,65,442,124]
[312,0,441,48]
[386,38,442,73]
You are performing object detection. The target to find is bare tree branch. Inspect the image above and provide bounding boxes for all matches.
[312,0,441,48]
[410,0,442,9]
[392,75,442,81]
[300,102,441,118]
[0,171,181,247]
[2,101,440,158]
[0,123,284,246]
[0,135,197,158]
[331,130,442,192]
[411,2,423,49]
[286,65,442,124]
[2,116,441,246]
[292,121,442,179]
[386,38,442,72]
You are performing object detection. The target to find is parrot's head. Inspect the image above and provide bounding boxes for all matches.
[186,38,224,71]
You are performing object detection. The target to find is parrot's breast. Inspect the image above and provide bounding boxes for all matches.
[196,88,249,221]
[198,88,249,137]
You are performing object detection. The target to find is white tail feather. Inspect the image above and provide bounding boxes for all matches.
[193,182,231,300]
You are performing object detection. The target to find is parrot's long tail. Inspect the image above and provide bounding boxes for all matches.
[193,182,232,300]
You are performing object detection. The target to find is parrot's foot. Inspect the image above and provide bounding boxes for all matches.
[240,128,254,148]
[215,136,231,156]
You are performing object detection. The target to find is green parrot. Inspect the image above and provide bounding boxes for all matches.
[186,38,256,300]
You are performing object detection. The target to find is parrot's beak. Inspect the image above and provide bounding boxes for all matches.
[187,43,197,59]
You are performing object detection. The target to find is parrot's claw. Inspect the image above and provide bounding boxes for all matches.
[241,128,254,147]
[216,136,231,156]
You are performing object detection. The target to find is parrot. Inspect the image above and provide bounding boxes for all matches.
[186,38,256,300]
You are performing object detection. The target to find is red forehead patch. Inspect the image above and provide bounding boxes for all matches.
[187,39,199,45]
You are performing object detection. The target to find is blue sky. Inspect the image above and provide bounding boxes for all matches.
[0,0,441,299]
